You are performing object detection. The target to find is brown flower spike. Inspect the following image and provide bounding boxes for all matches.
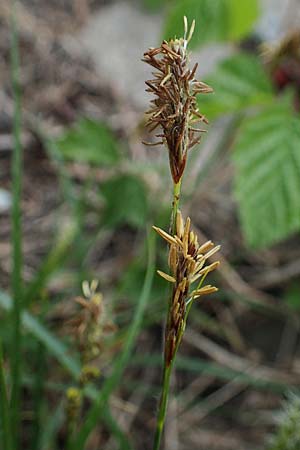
[68,280,115,364]
[143,17,213,183]
[153,211,220,366]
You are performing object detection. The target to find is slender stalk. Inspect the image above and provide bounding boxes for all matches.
[0,343,12,450]
[145,18,219,450]
[153,178,182,450]
[153,364,172,450]
[31,341,46,450]
[10,1,23,446]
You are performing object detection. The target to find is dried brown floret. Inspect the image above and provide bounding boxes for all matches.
[143,17,213,183]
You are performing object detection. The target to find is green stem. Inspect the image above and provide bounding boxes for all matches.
[30,340,46,450]
[153,364,172,450]
[153,178,182,450]
[0,343,12,450]
[10,1,23,447]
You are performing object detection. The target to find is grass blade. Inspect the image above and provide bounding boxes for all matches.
[0,343,12,450]
[39,401,65,450]
[71,231,156,450]
[10,1,23,445]
[0,290,80,378]
[101,407,133,450]
[30,341,47,450]
[23,221,77,308]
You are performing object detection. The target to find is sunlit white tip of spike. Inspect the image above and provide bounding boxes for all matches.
[187,19,196,44]
[82,280,91,298]
[90,279,99,293]
[183,16,188,39]
[183,16,189,51]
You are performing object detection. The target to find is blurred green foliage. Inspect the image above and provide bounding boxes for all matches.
[55,118,120,166]
[3,1,300,447]
[101,174,148,229]
[163,0,259,47]
[199,53,274,119]
[233,98,300,248]
[53,0,300,250]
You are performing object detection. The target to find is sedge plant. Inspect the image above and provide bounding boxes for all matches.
[143,17,221,449]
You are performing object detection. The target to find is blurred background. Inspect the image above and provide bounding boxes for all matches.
[1,0,300,449]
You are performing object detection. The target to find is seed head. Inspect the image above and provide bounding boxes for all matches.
[68,280,115,364]
[143,17,213,183]
[153,210,220,365]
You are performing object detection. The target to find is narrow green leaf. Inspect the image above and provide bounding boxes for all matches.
[0,343,12,450]
[101,174,148,229]
[0,293,133,450]
[39,401,65,450]
[55,118,120,166]
[70,232,156,450]
[24,221,78,307]
[10,3,23,445]
[0,291,80,378]
[233,100,300,248]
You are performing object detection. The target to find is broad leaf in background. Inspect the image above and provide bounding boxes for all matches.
[55,118,120,166]
[163,0,259,49]
[101,174,148,229]
[233,100,300,248]
[199,54,274,119]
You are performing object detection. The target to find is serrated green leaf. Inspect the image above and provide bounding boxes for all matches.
[199,53,274,119]
[163,0,258,48]
[233,101,300,248]
[101,175,148,229]
[55,118,120,166]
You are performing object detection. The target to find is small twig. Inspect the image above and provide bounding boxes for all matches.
[165,372,179,450]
